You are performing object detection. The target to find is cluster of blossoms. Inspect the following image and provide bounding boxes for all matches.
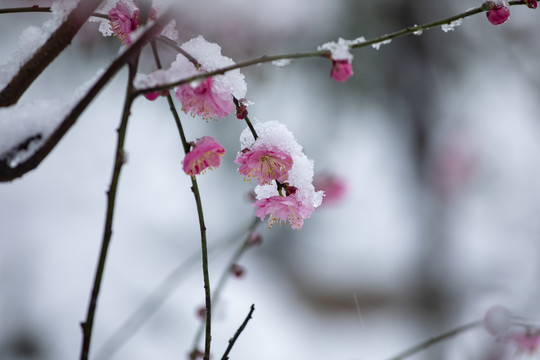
[235,121,324,230]
[484,305,540,357]
[317,37,365,83]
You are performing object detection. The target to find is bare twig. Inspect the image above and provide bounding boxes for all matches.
[79,55,139,360]
[385,320,483,360]
[221,305,255,360]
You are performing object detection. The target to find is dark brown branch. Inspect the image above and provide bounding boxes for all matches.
[0,11,175,182]
[220,305,255,360]
[0,0,103,106]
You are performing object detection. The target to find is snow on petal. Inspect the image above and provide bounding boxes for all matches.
[238,121,324,230]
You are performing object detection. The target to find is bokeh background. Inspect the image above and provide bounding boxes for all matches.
[1,0,540,359]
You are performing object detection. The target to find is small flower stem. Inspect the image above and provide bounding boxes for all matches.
[79,56,139,360]
[233,97,258,140]
[136,0,531,96]
[94,218,257,360]
[189,218,260,360]
[220,304,256,360]
[150,43,213,360]
[385,320,483,360]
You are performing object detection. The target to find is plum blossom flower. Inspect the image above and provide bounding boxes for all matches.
[182,136,225,176]
[238,121,324,230]
[318,37,364,82]
[313,172,347,206]
[508,331,540,354]
[234,145,293,185]
[253,193,313,230]
[108,2,139,45]
[92,0,178,44]
[485,1,510,25]
[174,36,247,120]
[176,77,234,120]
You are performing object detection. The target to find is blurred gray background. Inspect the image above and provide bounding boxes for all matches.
[1,0,540,359]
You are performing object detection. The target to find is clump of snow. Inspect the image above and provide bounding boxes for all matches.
[0,0,80,91]
[371,39,392,50]
[0,69,103,167]
[239,121,324,209]
[318,37,365,61]
[136,36,247,100]
[272,59,292,67]
[441,19,464,32]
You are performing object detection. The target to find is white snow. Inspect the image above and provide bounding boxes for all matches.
[271,59,292,67]
[239,120,324,209]
[0,0,80,91]
[0,68,103,167]
[371,39,392,50]
[135,36,247,100]
[317,37,365,61]
[441,18,464,32]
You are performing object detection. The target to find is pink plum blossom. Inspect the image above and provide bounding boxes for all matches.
[234,145,293,185]
[313,172,347,206]
[486,1,510,25]
[175,77,235,120]
[108,2,139,45]
[508,331,540,354]
[182,136,225,176]
[253,194,313,230]
[331,59,354,82]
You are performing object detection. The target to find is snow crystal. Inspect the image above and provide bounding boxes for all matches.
[239,121,324,209]
[0,69,103,167]
[272,59,292,67]
[441,19,463,32]
[371,39,392,50]
[317,37,365,61]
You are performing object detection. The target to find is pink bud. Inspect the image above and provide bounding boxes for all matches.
[331,59,354,82]
[230,264,245,278]
[486,2,510,25]
[525,0,537,9]
[247,231,262,246]
[144,92,160,101]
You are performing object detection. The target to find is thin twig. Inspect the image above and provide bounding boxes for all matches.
[94,218,258,360]
[189,218,260,359]
[79,55,139,360]
[385,320,483,360]
[149,43,215,360]
[220,304,256,360]
[136,1,531,97]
